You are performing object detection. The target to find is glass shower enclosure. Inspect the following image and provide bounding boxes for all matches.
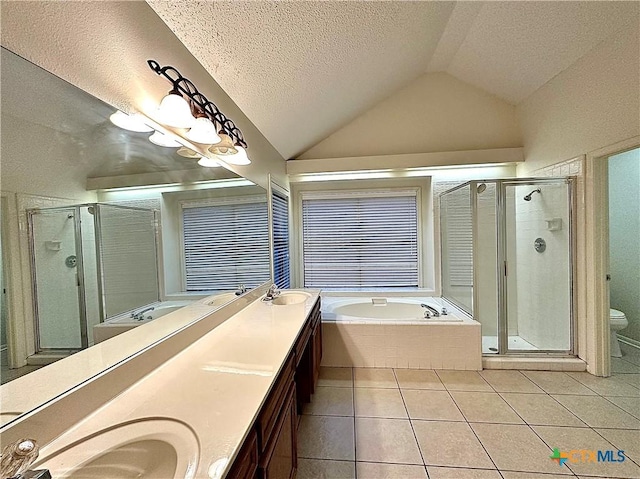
[27,203,159,352]
[440,178,575,355]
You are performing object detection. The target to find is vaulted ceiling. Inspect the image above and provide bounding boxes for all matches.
[149,1,638,160]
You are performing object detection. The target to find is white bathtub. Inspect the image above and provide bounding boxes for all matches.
[321,296,481,370]
[324,297,464,322]
[93,301,194,344]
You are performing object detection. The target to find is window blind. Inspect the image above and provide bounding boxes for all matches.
[182,198,270,291]
[301,192,419,288]
[272,191,290,289]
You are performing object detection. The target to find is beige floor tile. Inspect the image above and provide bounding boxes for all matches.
[605,396,640,419]
[305,386,354,417]
[402,389,465,421]
[317,367,353,388]
[614,373,640,388]
[354,368,398,388]
[298,415,355,461]
[552,395,640,429]
[612,358,640,374]
[413,420,494,469]
[354,388,407,419]
[451,391,524,424]
[427,466,501,479]
[394,369,445,390]
[355,417,422,465]
[436,370,493,391]
[522,371,597,395]
[298,458,356,479]
[533,425,640,478]
[470,423,571,474]
[480,370,544,393]
[567,372,640,397]
[621,345,640,366]
[500,392,586,427]
[356,462,428,478]
[596,428,640,464]
[501,473,574,479]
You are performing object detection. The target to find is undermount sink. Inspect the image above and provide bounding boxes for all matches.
[33,418,199,479]
[271,292,311,306]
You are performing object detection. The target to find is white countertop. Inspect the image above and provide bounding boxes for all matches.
[30,289,320,478]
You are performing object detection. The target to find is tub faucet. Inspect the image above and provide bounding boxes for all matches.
[0,438,51,479]
[131,306,154,321]
[235,283,247,296]
[263,283,281,301]
[421,304,440,318]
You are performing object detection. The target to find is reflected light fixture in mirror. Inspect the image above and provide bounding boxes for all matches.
[197,156,221,167]
[208,133,237,155]
[149,130,181,147]
[109,110,154,132]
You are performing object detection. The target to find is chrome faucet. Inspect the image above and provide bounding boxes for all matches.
[235,283,247,296]
[0,438,51,479]
[131,306,155,321]
[421,303,440,318]
[262,283,281,302]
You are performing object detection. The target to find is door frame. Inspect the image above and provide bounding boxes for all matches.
[585,136,640,376]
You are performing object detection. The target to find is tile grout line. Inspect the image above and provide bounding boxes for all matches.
[434,370,505,478]
[392,368,430,479]
[352,366,357,479]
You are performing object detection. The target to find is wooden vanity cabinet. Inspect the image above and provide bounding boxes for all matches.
[227,297,322,479]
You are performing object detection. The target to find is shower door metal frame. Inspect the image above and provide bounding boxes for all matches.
[497,177,577,356]
[27,206,89,353]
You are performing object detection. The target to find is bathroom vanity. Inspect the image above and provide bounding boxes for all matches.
[0,288,322,479]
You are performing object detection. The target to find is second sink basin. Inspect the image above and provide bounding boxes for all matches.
[271,292,311,306]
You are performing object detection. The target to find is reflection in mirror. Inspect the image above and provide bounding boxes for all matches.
[0,46,270,398]
[270,178,291,289]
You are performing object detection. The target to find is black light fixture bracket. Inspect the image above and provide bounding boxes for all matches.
[147,59,247,149]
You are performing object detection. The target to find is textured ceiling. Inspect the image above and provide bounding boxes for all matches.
[148,1,638,159]
[147,1,455,159]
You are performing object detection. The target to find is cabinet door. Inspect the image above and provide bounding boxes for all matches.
[260,387,297,479]
[227,428,258,479]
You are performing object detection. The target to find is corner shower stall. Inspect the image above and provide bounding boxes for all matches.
[440,178,575,355]
[27,203,159,352]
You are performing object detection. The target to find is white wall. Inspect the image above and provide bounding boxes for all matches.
[517,21,640,175]
[609,148,640,343]
[297,72,522,162]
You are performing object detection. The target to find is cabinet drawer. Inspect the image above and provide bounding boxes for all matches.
[226,428,258,479]
[257,352,294,453]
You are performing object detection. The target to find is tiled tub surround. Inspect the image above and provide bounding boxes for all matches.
[298,345,640,479]
[0,289,321,478]
[321,296,482,370]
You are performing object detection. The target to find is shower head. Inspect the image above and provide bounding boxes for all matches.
[523,188,541,201]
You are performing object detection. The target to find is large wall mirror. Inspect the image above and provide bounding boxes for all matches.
[0,47,271,402]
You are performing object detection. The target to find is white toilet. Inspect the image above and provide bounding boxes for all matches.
[610,308,628,358]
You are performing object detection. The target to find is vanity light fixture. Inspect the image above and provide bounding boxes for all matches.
[147,60,250,165]
[149,131,181,148]
[109,110,154,132]
[156,87,195,128]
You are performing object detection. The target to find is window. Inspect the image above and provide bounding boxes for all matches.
[272,190,290,288]
[301,190,419,288]
[182,196,270,291]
